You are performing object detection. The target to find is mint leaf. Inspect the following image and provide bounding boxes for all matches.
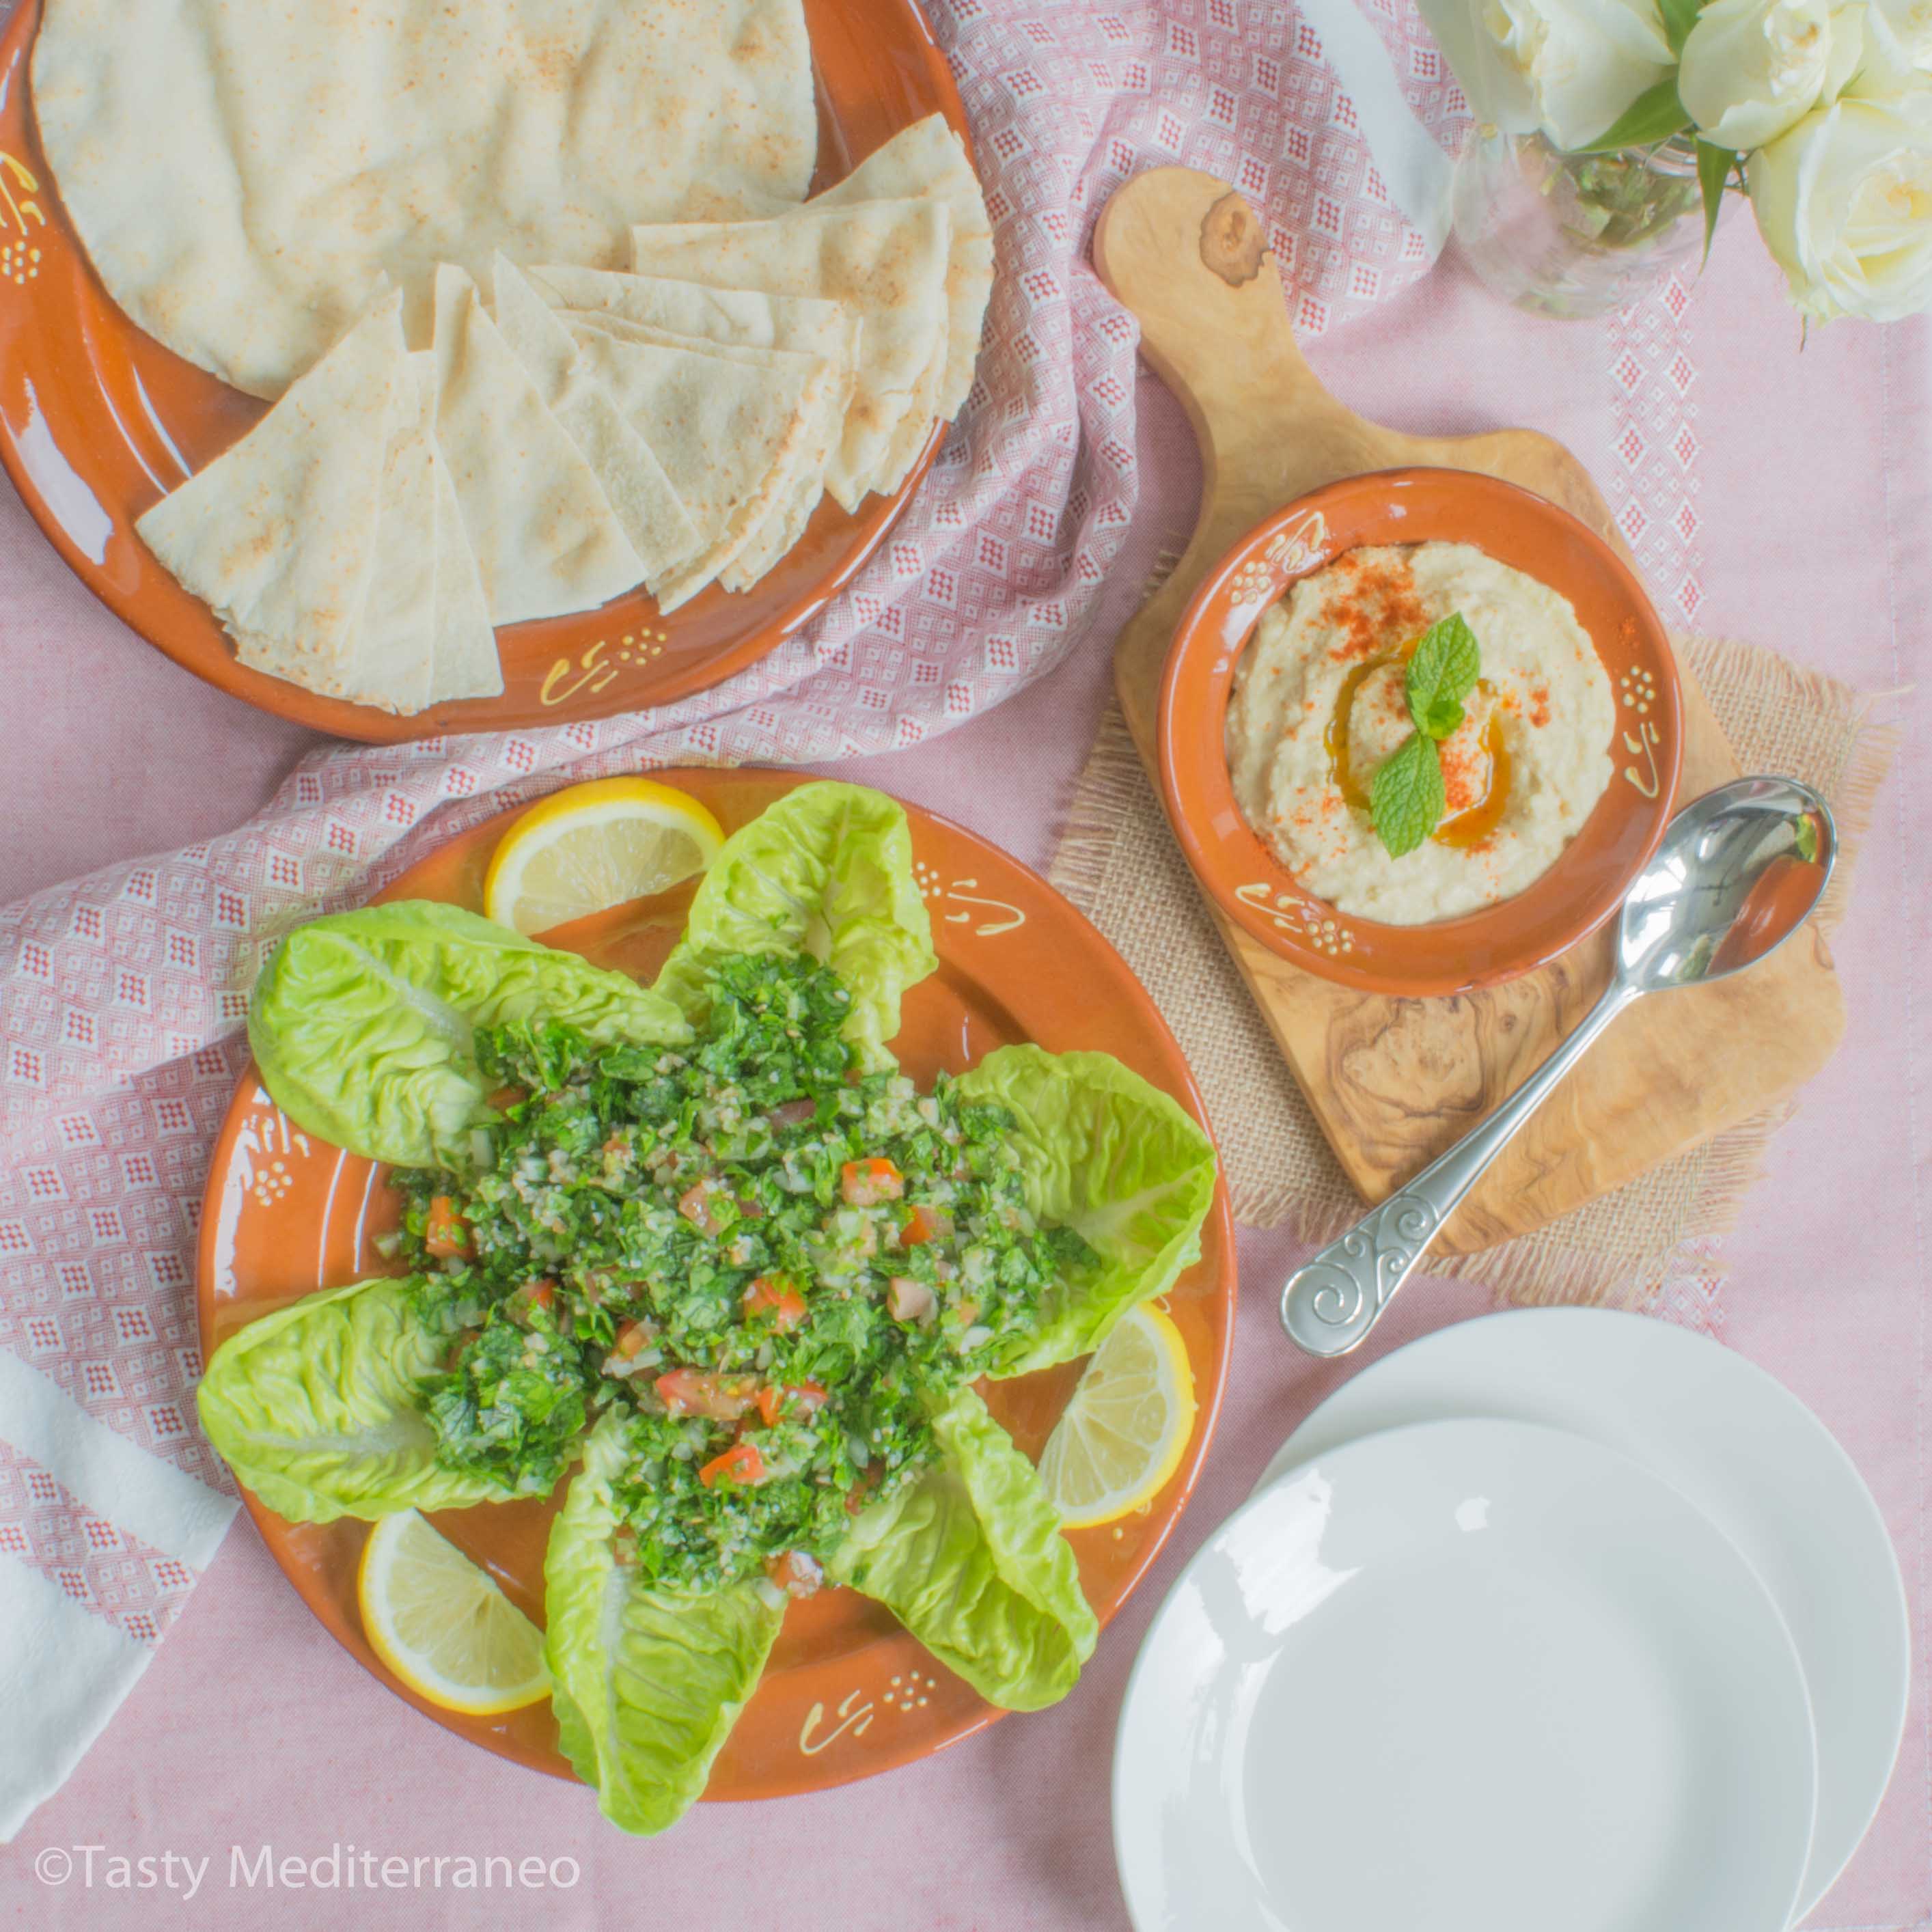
[1369,733,1446,859]
[1405,613,1481,743]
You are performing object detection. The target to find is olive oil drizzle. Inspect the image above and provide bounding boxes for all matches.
[1325,657,1512,848]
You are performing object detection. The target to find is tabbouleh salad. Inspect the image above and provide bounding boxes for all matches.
[388,952,1093,1597]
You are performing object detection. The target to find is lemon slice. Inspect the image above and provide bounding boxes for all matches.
[484,777,724,936]
[357,1510,549,1715]
[1038,1301,1197,1530]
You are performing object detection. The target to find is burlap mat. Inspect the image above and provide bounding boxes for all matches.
[1049,635,1899,1310]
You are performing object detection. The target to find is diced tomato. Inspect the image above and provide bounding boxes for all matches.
[613,1319,652,1358]
[767,1097,818,1129]
[900,1203,951,1247]
[887,1276,938,1325]
[512,1278,557,1319]
[743,1275,808,1330]
[423,1195,471,1258]
[654,1368,758,1422]
[699,1441,768,1489]
[765,1551,825,1599]
[486,1086,526,1112]
[677,1179,732,1237]
[755,1379,828,1427]
[841,1157,905,1207]
[844,1461,885,1515]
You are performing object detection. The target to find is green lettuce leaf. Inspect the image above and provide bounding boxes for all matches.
[955,1045,1218,1377]
[826,1385,1096,1711]
[196,1275,527,1523]
[249,900,691,1166]
[544,1416,782,1835]
[654,781,936,1064]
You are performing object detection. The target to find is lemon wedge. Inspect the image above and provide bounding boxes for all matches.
[484,777,724,936]
[1038,1301,1197,1530]
[357,1510,549,1715]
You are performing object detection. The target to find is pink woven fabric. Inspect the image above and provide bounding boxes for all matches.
[0,0,1925,1922]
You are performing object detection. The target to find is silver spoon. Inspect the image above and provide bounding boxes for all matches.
[1281,777,1836,1358]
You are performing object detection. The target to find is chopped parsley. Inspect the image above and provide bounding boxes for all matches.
[390,953,1091,1592]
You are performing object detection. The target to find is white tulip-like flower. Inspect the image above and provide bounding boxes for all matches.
[1748,88,1932,316]
[1419,0,1675,149]
[1679,0,1868,151]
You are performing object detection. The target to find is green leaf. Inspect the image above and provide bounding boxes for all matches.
[1658,0,1704,56]
[1573,79,1692,154]
[544,1415,783,1836]
[654,781,937,1070]
[1404,613,1481,742]
[249,901,689,1168]
[195,1276,533,1523]
[827,1385,1097,1711]
[1795,813,1821,864]
[950,1044,1219,1378]
[1696,140,1735,266]
[1368,734,1446,859]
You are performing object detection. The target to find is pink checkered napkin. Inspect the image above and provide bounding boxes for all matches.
[0,0,1712,1840]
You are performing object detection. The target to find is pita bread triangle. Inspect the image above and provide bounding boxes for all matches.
[431,264,644,626]
[408,353,503,704]
[137,289,409,695]
[566,325,822,610]
[489,257,702,594]
[628,200,950,508]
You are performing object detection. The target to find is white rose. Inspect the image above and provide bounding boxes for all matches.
[1748,89,1932,316]
[1420,0,1674,149]
[1860,0,1932,85]
[1679,0,1867,151]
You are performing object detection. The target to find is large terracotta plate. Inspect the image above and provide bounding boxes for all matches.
[196,771,1237,1802]
[0,0,967,743]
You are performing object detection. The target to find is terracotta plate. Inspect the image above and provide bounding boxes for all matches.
[0,0,967,743]
[1159,468,1683,997]
[195,770,1237,1802]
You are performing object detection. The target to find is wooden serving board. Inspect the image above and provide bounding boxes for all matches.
[1092,169,1845,1254]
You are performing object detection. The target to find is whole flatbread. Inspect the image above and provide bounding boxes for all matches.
[137,290,409,695]
[490,258,701,592]
[808,118,992,422]
[629,203,951,508]
[432,266,644,626]
[568,328,822,610]
[33,0,818,399]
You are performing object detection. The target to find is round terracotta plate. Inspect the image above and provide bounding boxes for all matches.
[0,0,967,743]
[1159,468,1683,998]
[196,770,1237,1802]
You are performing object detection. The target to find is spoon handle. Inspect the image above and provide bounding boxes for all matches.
[1280,977,1642,1357]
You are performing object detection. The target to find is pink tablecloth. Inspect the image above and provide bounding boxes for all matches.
[2,23,1929,1932]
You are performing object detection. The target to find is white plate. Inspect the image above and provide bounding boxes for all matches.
[1252,1307,1908,1919]
[1115,1416,1816,1932]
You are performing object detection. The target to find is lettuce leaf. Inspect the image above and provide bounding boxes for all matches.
[956,1045,1218,1378]
[249,900,690,1167]
[544,1416,782,1834]
[654,781,936,1064]
[826,1385,1096,1711]
[196,1275,528,1523]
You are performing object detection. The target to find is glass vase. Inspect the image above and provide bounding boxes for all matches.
[1450,127,1705,320]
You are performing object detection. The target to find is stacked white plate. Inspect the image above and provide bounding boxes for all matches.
[1112,1308,1908,1932]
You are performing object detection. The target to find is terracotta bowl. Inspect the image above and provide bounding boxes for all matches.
[1158,468,1683,998]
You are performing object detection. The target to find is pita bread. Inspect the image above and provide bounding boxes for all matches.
[33,0,817,398]
[629,202,951,508]
[411,355,503,704]
[490,257,701,591]
[339,361,440,715]
[568,327,823,610]
[138,290,408,695]
[809,117,992,422]
[432,266,644,626]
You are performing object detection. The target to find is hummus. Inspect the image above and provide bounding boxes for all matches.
[1226,541,1615,924]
